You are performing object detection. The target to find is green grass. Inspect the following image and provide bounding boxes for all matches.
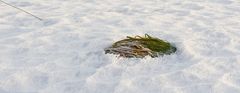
[107,34,177,58]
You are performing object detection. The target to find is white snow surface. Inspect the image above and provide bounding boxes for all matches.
[0,0,240,93]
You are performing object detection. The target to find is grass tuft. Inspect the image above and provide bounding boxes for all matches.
[105,34,177,58]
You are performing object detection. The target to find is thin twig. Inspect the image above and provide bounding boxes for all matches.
[0,0,42,21]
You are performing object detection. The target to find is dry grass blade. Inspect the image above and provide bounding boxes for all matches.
[0,0,42,21]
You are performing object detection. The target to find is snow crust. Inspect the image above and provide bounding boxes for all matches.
[0,0,240,93]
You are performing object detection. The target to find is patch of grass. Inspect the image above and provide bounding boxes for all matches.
[105,34,177,58]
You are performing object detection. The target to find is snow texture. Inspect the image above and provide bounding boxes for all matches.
[0,0,240,93]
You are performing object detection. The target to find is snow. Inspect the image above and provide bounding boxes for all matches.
[0,0,240,93]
